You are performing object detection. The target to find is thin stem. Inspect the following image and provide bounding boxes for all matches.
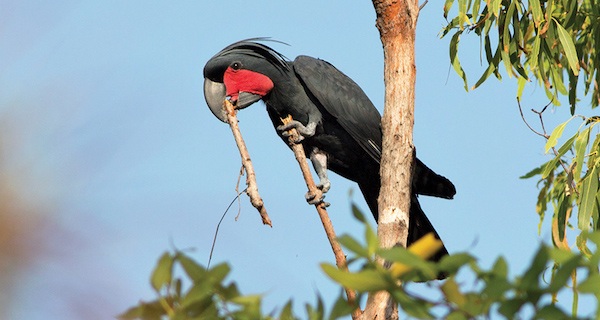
[280,115,359,318]
[223,100,272,227]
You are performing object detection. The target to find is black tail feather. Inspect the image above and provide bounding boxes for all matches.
[414,158,456,200]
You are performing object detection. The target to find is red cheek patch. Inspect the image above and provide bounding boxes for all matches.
[223,67,274,101]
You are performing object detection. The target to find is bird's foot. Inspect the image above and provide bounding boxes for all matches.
[277,120,316,144]
[305,188,330,207]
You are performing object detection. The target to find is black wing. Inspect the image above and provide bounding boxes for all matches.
[293,55,382,163]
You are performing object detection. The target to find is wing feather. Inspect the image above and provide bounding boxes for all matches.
[293,56,382,162]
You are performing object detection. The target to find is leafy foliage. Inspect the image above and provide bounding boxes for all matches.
[444,0,600,268]
[118,250,353,320]
[519,115,600,253]
[442,0,600,111]
[322,209,600,319]
[121,207,600,319]
[120,3,600,319]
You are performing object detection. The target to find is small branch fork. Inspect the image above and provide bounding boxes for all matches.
[280,115,359,317]
[223,100,272,227]
[517,98,578,195]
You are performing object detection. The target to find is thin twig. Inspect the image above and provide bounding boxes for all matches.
[532,100,553,136]
[518,98,578,194]
[235,166,244,221]
[280,115,359,317]
[517,98,547,138]
[208,189,247,268]
[223,100,272,227]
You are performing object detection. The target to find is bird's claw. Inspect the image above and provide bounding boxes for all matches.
[305,189,330,207]
[277,120,315,144]
[280,129,305,143]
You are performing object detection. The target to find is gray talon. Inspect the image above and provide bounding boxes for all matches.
[306,190,328,206]
[277,120,316,143]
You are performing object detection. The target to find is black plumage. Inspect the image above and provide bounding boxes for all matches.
[204,39,455,264]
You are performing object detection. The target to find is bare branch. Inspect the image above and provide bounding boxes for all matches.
[280,115,359,318]
[517,98,547,138]
[223,100,272,227]
[518,99,578,195]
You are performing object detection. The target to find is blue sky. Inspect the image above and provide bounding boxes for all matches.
[1,1,593,319]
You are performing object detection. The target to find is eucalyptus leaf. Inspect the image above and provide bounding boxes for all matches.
[553,18,580,76]
[321,263,390,292]
[151,252,174,292]
[578,165,598,230]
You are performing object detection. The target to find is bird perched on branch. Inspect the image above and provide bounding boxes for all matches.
[203,39,455,263]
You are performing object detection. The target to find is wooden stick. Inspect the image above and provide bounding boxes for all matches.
[224,100,272,227]
[280,115,358,315]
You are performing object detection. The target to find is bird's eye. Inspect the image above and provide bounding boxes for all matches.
[231,62,241,70]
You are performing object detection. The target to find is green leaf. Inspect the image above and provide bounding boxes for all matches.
[472,62,498,90]
[520,165,542,179]
[535,304,569,319]
[337,234,369,258]
[499,298,527,318]
[529,35,541,71]
[391,289,434,319]
[490,0,502,17]
[379,246,437,278]
[441,278,465,307]
[280,300,296,320]
[529,0,544,27]
[548,255,581,292]
[472,0,481,24]
[545,119,571,153]
[555,194,571,243]
[151,252,174,292]
[578,165,598,230]
[450,31,469,91]
[177,252,206,282]
[483,274,512,301]
[517,77,527,100]
[351,203,367,223]
[576,233,593,258]
[307,293,325,320]
[553,18,580,76]
[365,223,379,256]
[503,2,516,53]
[321,263,389,292]
[221,282,241,300]
[179,283,214,313]
[541,133,577,178]
[520,245,549,291]
[491,256,509,278]
[328,294,354,320]
[207,263,231,285]
[500,45,514,78]
[550,62,568,95]
[443,0,454,19]
[574,126,591,180]
[118,300,166,320]
[578,273,600,293]
[438,253,475,275]
[231,294,263,318]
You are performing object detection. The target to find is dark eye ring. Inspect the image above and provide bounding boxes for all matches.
[231,62,241,70]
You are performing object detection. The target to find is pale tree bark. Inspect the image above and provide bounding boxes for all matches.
[361,0,420,319]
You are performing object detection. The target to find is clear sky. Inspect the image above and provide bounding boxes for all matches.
[1,1,593,319]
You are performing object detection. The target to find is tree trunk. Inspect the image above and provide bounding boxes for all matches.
[362,0,419,319]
